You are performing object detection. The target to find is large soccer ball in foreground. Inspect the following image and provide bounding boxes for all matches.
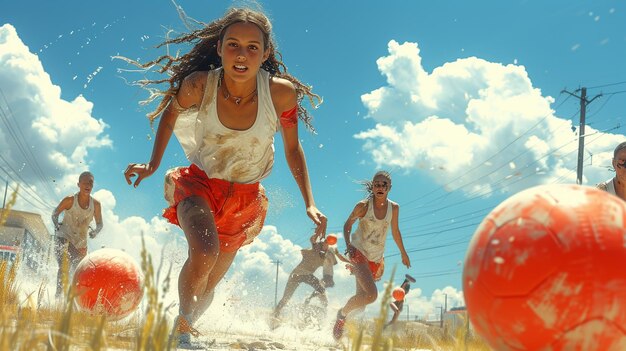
[72,248,143,320]
[463,184,626,350]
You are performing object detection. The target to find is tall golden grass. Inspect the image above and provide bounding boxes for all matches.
[342,267,491,351]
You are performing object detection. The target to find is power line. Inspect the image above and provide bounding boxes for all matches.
[406,248,467,263]
[404,222,482,240]
[405,128,614,253]
[388,236,471,258]
[400,109,580,216]
[327,106,582,235]
[603,89,626,96]
[388,84,614,221]
[587,80,626,90]
[326,111,575,230]
[395,132,613,265]
[0,159,54,210]
[329,121,611,247]
[2,182,49,213]
[400,94,571,210]
[0,89,58,202]
[413,271,460,279]
[407,111,613,222]
[401,205,492,233]
[585,94,613,122]
[393,124,618,246]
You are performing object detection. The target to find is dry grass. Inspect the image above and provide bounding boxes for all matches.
[342,268,492,351]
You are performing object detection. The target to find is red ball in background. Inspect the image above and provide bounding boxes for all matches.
[72,248,143,320]
[463,184,626,350]
[325,234,338,246]
[392,287,405,301]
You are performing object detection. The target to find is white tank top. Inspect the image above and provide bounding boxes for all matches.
[173,68,279,184]
[58,194,94,249]
[351,198,394,262]
[598,178,617,196]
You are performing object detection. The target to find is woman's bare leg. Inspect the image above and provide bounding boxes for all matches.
[176,196,220,319]
[190,250,237,324]
[341,262,378,315]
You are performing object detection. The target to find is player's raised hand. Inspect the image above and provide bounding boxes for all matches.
[124,163,155,188]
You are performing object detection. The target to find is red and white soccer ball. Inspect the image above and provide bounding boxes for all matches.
[463,184,626,350]
[72,248,143,321]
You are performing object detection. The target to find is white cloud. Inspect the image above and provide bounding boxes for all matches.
[400,285,465,321]
[0,24,112,213]
[357,40,624,196]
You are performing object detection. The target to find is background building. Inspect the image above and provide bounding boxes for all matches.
[0,209,52,272]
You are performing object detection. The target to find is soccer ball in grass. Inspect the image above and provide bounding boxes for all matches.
[463,184,626,351]
[72,248,143,320]
[392,287,406,302]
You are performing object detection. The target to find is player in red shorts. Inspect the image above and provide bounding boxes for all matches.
[385,274,416,328]
[122,6,326,347]
[333,171,411,340]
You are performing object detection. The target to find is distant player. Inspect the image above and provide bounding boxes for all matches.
[51,171,103,298]
[597,141,626,201]
[385,274,416,328]
[274,234,341,320]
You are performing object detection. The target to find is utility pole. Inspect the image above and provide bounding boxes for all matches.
[444,293,448,313]
[562,87,602,184]
[272,259,281,308]
[438,306,444,328]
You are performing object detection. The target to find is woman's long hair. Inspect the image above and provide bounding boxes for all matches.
[117,6,321,131]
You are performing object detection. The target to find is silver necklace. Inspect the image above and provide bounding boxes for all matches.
[220,71,257,105]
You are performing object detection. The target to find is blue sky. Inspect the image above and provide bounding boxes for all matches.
[2,0,626,326]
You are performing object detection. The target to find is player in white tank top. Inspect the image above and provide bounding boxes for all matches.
[121,8,328,345]
[333,171,411,340]
[350,197,394,263]
[51,171,103,298]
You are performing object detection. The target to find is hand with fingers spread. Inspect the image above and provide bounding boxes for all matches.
[124,163,156,188]
[307,206,327,240]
